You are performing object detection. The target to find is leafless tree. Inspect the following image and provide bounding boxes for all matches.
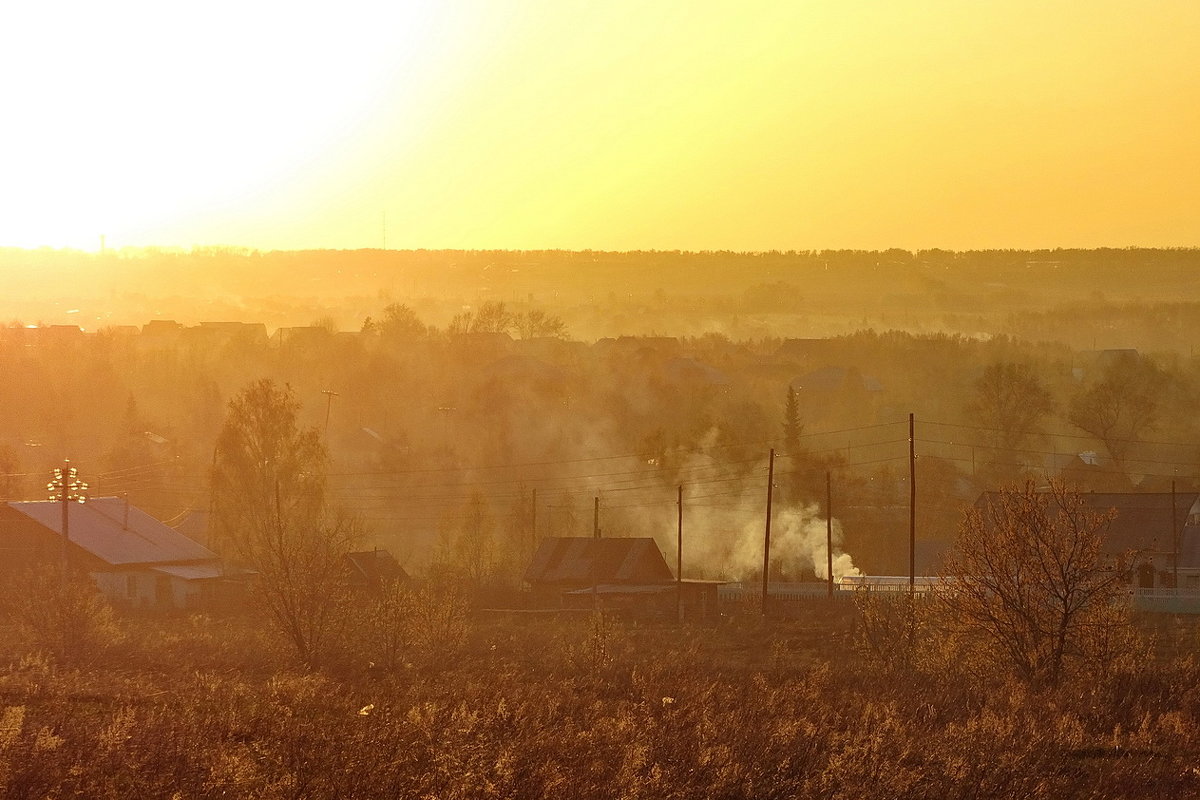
[211,378,358,665]
[449,301,515,336]
[937,480,1130,688]
[371,303,429,341]
[514,309,567,339]
[434,491,495,589]
[965,362,1054,456]
[1068,352,1167,468]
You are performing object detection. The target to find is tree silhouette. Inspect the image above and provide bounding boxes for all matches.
[211,378,357,665]
[938,481,1130,688]
[966,362,1053,454]
[1068,352,1167,468]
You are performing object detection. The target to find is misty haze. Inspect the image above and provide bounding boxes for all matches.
[3,1,1200,797]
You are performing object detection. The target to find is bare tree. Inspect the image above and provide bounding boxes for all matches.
[471,301,514,334]
[514,309,567,340]
[372,303,429,342]
[448,301,515,336]
[937,480,1130,688]
[965,362,1054,456]
[434,491,495,590]
[211,379,357,665]
[1068,352,1167,468]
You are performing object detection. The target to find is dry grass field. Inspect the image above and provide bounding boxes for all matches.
[3,599,1200,799]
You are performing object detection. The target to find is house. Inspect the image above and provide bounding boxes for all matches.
[525,537,673,591]
[271,326,333,349]
[524,537,721,619]
[560,580,722,620]
[972,490,1200,589]
[344,549,408,592]
[0,497,237,610]
[139,319,184,349]
[186,321,269,350]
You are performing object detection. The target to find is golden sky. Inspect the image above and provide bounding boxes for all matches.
[2,0,1197,252]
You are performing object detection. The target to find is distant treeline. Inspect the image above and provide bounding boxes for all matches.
[1,246,1198,347]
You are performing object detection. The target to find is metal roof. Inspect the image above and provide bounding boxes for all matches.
[563,583,675,596]
[524,537,674,586]
[345,549,408,586]
[8,497,217,566]
[974,491,1200,555]
[150,564,226,581]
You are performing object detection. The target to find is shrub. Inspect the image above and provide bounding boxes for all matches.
[0,568,120,665]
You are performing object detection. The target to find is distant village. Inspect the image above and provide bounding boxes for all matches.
[3,313,1199,617]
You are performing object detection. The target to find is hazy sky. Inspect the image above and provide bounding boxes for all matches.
[2,0,1197,252]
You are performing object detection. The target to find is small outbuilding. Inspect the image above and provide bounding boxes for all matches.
[344,549,408,592]
[524,537,722,619]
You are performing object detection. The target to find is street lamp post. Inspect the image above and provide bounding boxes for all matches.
[47,459,88,589]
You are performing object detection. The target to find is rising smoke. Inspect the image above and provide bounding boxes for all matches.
[639,429,863,582]
[672,500,862,582]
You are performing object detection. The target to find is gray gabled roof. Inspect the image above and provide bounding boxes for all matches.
[973,491,1200,555]
[345,549,408,586]
[8,497,217,566]
[524,537,674,586]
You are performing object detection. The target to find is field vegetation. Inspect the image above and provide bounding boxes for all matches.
[3,589,1200,798]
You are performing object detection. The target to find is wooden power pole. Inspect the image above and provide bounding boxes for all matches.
[909,413,916,593]
[826,470,834,600]
[676,484,683,622]
[1172,480,1179,590]
[762,448,775,616]
[592,495,600,608]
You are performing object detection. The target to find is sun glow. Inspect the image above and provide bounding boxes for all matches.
[0,0,463,250]
[2,1,1198,252]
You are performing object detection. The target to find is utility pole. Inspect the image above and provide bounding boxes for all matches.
[826,470,833,600]
[762,448,775,617]
[321,390,339,439]
[909,413,916,593]
[1172,480,1179,590]
[47,460,88,590]
[530,487,537,551]
[592,495,600,608]
[676,484,683,623]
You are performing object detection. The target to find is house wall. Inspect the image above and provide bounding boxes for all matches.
[94,570,157,608]
[92,570,204,610]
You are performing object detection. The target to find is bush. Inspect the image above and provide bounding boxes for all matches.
[0,568,120,665]
[343,579,472,674]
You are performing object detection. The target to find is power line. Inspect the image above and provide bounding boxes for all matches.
[921,418,1200,451]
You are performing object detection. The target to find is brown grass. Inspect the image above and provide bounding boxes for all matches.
[1,602,1199,798]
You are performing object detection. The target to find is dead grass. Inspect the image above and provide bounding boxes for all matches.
[1,603,1199,798]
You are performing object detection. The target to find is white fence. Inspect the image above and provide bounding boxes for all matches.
[1131,587,1200,614]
